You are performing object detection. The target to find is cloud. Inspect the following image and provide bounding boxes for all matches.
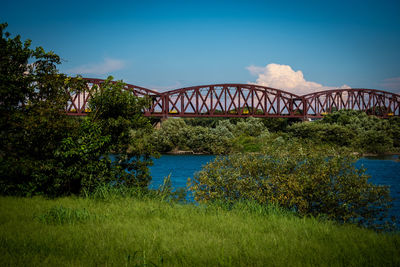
[247,63,350,95]
[381,77,400,93]
[68,58,125,75]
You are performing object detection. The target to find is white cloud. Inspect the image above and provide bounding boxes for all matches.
[247,63,350,95]
[381,77,400,93]
[68,58,125,75]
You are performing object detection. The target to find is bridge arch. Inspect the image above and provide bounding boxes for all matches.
[66,78,400,118]
[303,88,400,118]
[158,84,304,117]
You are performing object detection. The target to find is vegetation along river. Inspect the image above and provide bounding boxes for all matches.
[149,155,400,222]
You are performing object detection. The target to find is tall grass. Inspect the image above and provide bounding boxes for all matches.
[0,195,399,266]
[37,205,92,225]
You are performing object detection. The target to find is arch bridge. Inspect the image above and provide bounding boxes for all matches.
[66,78,400,118]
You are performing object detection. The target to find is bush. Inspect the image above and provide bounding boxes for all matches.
[318,110,396,153]
[152,118,189,152]
[288,122,356,146]
[234,117,265,136]
[358,130,393,154]
[151,117,269,154]
[189,142,392,228]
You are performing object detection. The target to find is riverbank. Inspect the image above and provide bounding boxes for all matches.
[164,150,400,157]
[1,196,399,266]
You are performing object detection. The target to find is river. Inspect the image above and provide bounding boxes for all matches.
[149,154,400,222]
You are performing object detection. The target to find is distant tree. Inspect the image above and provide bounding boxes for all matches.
[288,110,397,153]
[287,122,356,146]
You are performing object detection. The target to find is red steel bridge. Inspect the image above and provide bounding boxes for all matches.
[66,78,400,118]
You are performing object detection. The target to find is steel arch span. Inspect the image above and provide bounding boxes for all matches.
[303,89,400,118]
[66,78,400,118]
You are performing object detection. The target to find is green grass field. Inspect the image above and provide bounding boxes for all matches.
[0,196,399,266]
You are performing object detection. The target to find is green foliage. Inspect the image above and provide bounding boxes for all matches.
[233,117,265,136]
[37,205,91,225]
[260,117,292,132]
[152,117,269,154]
[87,77,157,188]
[0,23,87,195]
[231,135,262,152]
[53,119,115,195]
[0,24,155,196]
[358,130,393,154]
[189,142,393,228]
[287,110,399,153]
[288,122,356,146]
[155,111,399,155]
[183,117,225,128]
[388,117,400,148]
[152,118,189,151]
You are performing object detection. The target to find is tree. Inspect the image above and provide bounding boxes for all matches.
[86,77,157,187]
[0,24,156,195]
[0,23,86,195]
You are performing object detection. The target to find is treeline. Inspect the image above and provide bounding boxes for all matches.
[152,117,270,154]
[289,111,400,154]
[151,111,400,154]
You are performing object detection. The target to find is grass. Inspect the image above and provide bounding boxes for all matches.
[0,195,399,266]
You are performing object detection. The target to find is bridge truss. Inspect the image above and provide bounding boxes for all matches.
[66,78,400,118]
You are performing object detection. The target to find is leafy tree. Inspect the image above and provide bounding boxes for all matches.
[49,77,157,194]
[0,24,155,195]
[0,23,86,195]
[87,77,157,187]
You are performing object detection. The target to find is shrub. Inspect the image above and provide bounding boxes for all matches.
[288,122,356,146]
[234,117,265,136]
[189,142,392,228]
[152,118,189,152]
[358,130,393,154]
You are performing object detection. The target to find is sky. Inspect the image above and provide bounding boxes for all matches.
[2,0,400,94]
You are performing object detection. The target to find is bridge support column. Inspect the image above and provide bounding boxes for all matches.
[154,117,167,129]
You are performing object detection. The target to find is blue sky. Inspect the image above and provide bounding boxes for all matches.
[2,0,400,93]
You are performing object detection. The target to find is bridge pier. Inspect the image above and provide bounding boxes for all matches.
[153,117,167,129]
